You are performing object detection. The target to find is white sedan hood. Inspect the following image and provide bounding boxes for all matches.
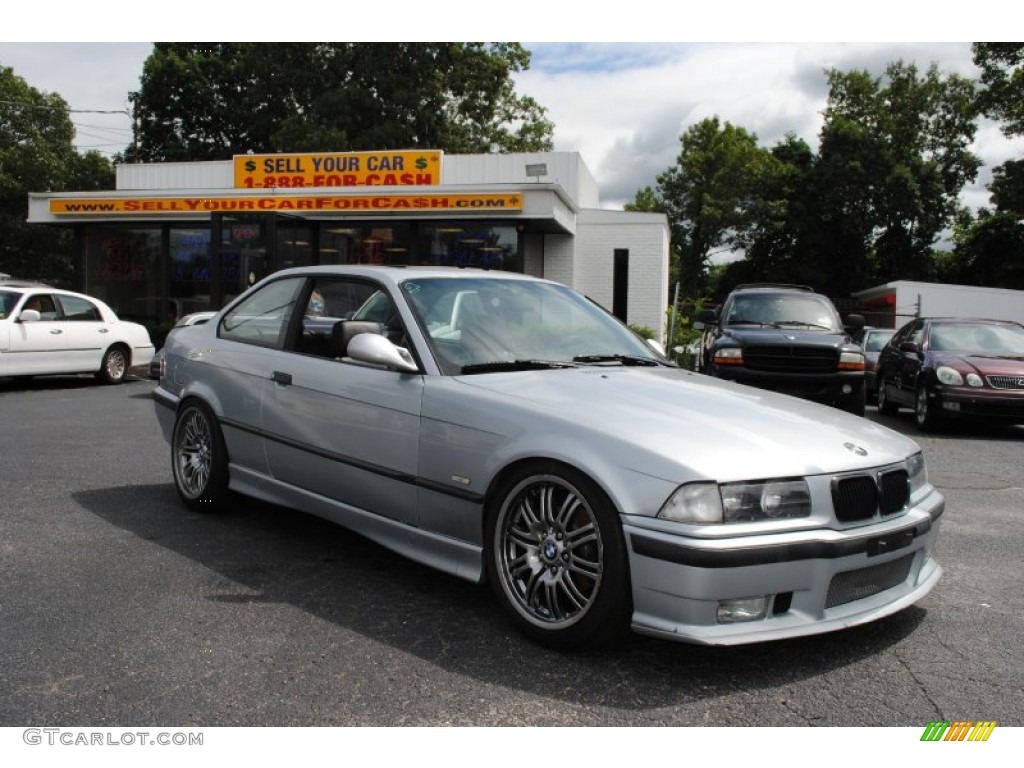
[456,367,919,482]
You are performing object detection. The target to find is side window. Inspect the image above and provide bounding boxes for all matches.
[23,294,60,320]
[293,278,401,359]
[909,322,926,347]
[220,277,303,348]
[55,294,98,321]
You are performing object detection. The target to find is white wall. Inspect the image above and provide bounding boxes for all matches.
[890,282,1024,324]
[573,210,670,339]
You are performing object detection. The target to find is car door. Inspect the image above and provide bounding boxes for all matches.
[259,276,424,526]
[889,320,927,405]
[5,293,68,375]
[53,293,113,371]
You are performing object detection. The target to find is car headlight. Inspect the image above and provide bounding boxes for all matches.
[659,479,811,524]
[936,365,963,385]
[838,351,865,371]
[907,451,928,496]
[713,347,744,365]
[966,373,983,387]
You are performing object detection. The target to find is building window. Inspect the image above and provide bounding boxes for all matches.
[613,249,629,321]
[418,222,521,271]
[83,225,162,322]
[170,227,213,318]
[318,223,412,265]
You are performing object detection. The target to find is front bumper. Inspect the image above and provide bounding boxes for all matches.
[714,366,864,404]
[929,386,1024,422]
[623,488,943,645]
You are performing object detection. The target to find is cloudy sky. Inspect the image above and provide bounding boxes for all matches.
[3,8,1021,214]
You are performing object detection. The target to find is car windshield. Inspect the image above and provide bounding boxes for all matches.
[725,294,840,330]
[929,323,1024,354]
[0,289,24,319]
[400,277,661,374]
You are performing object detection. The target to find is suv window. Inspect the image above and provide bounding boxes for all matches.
[724,294,840,331]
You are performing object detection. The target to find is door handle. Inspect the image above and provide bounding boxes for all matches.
[50,329,63,335]
[272,371,292,385]
[98,328,109,333]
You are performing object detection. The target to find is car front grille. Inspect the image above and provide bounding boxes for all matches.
[987,375,1024,390]
[743,345,838,374]
[832,470,909,522]
[826,554,914,609]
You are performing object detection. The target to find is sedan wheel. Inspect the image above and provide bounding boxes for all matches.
[877,381,898,415]
[915,386,941,431]
[172,401,229,510]
[97,345,128,385]
[487,464,630,648]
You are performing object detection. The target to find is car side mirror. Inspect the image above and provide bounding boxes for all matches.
[899,341,920,355]
[347,333,419,373]
[697,308,717,325]
[17,309,41,323]
[844,314,865,333]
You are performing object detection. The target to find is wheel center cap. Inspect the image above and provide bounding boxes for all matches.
[542,540,558,561]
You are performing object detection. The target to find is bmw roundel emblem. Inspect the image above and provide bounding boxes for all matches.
[544,541,557,560]
[844,442,868,456]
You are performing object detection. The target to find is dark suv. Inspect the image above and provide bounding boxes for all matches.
[696,284,867,415]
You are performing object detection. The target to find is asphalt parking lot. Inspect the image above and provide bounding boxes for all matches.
[1,374,1022,727]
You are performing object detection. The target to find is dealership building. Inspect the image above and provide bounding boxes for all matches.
[27,150,670,337]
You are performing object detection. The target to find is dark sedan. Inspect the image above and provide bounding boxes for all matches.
[876,317,1024,430]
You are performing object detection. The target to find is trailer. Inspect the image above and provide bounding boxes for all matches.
[853,280,1024,329]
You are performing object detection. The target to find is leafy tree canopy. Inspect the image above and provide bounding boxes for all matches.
[973,43,1024,138]
[129,43,554,161]
[0,65,114,284]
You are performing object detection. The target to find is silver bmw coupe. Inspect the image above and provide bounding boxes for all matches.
[154,266,943,649]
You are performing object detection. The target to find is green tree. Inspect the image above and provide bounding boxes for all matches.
[129,43,554,161]
[648,117,776,297]
[0,65,114,285]
[949,208,1024,289]
[816,62,980,289]
[973,43,1024,137]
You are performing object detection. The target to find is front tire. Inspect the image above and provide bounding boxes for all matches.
[877,381,898,415]
[171,401,229,511]
[915,385,942,431]
[97,345,129,384]
[485,463,631,649]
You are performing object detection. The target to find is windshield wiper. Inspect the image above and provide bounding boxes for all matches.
[727,319,782,328]
[460,359,578,374]
[776,320,833,330]
[572,354,662,366]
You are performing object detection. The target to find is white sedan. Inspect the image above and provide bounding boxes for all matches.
[0,284,154,384]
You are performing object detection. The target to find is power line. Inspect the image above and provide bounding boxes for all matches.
[0,98,129,115]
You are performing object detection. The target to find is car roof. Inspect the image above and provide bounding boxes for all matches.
[268,265,559,290]
[730,283,816,294]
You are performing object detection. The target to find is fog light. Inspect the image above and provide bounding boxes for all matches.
[942,401,960,411]
[717,596,768,623]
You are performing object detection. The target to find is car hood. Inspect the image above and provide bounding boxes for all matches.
[721,327,848,347]
[454,367,918,482]
[932,351,1024,374]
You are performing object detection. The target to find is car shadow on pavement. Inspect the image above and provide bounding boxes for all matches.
[74,482,927,714]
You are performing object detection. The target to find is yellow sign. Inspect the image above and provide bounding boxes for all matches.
[49,193,521,215]
[233,150,442,188]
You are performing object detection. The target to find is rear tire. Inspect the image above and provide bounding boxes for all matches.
[97,345,129,384]
[171,401,229,511]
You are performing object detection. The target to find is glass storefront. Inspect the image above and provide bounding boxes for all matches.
[75,216,524,331]
[82,225,161,323]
